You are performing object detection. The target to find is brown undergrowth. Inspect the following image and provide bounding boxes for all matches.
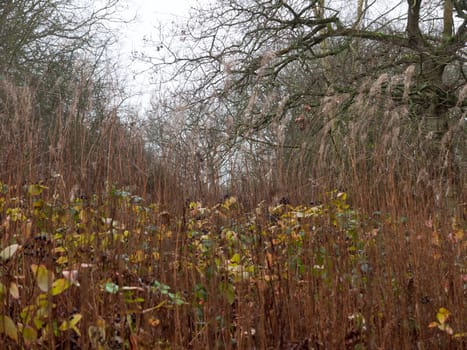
[0,75,465,349]
[0,186,465,349]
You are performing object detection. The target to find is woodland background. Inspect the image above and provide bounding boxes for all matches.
[0,0,465,349]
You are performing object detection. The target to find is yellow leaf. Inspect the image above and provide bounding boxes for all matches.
[89,325,105,347]
[0,244,21,260]
[230,253,241,264]
[59,313,82,334]
[266,252,273,267]
[31,264,53,292]
[9,282,19,299]
[88,317,106,348]
[79,209,87,223]
[28,184,47,196]
[22,326,37,344]
[432,231,441,247]
[23,220,32,239]
[56,256,68,265]
[20,305,36,324]
[0,315,18,342]
[0,283,5,302]
[454,230,464,241]
[133,250,145,263]
[71,325,81,336]
[51,278,70,296]
[437,307,450,324]
[337,192,347,200]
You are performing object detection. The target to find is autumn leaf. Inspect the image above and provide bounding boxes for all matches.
[31,264,53,292]
[0,244,21,260]
[51,278,70,296]
[0,315,18,342]
[437,307,450,324]
[28,184,47,196]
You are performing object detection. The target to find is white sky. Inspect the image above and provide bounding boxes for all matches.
[113,0,407,113]
[111,0,457,113]
[113,0,200,111]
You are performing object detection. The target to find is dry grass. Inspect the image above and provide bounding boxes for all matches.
[0,73,465,350]
[0,187,465,349]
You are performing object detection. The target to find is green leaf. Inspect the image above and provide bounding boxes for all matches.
[104,282,119,294]
[0,315,18,342]
[22,325,38,344]
[153,281,170,294]
[31,264,53,292]
[51,278,70,296]
[28,184,47,196]
[0,183,8,194]
[0,244,21,260]
[172,292,186,306]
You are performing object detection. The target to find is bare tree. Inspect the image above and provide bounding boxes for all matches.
[0,0,121,78]
[143,0,466,207]
[146,0,464,122]
[0,0,135,190]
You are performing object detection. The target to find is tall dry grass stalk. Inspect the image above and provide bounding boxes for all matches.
[277,69,466,222]
[0,65,464,349]
[0,76,182,209]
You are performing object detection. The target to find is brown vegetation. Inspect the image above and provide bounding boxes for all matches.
[0,0,465,348]
[0,76,465,349]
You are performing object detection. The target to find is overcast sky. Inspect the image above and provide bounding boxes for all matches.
[112,0,454,112]
[114,0,200,110]
[113,0,408,112]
